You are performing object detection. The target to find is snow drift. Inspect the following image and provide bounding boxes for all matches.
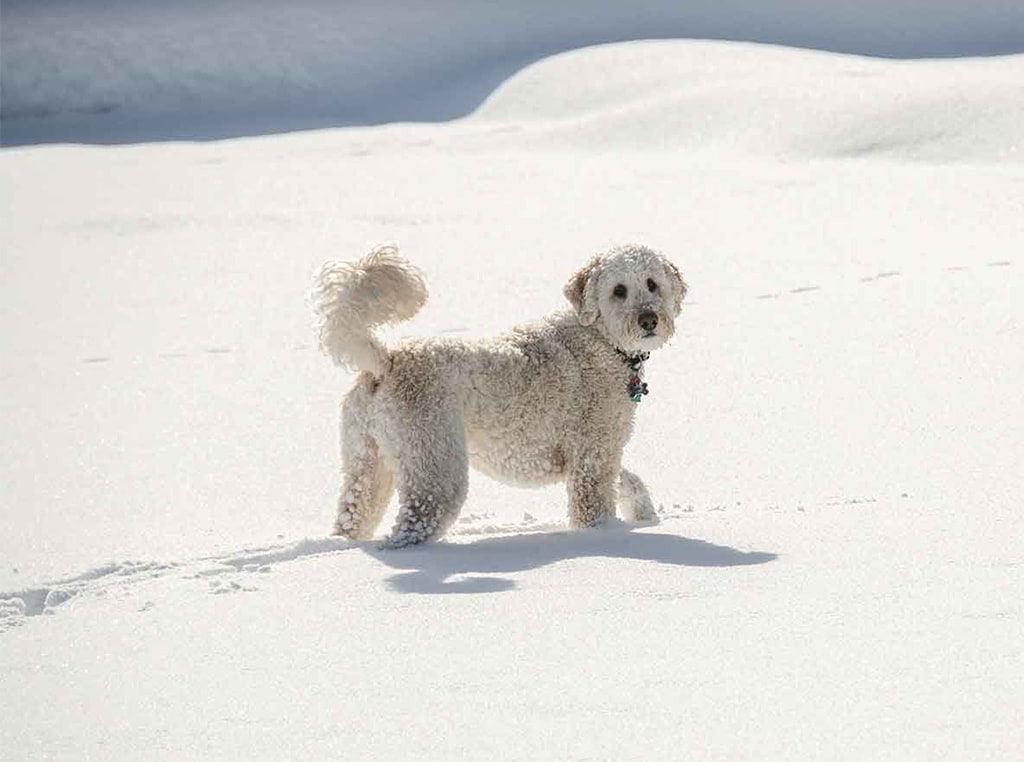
[3,0,1024,144]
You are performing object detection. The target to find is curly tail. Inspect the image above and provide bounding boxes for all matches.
[311,244,428,377]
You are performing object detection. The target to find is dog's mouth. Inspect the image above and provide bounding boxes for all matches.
[632,329,667,351]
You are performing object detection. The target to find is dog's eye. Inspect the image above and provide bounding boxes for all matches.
[612,284,627,299]
[647,279,658,293]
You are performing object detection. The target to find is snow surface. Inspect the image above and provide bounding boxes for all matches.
[2,2,1024,760]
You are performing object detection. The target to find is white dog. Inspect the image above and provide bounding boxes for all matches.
[311,243,687,547]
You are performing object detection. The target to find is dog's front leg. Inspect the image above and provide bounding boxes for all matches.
[617,468,657,522]
[566,453,619,529]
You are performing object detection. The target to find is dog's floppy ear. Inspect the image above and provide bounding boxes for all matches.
[563,256,601,326]
[664,259,688,317]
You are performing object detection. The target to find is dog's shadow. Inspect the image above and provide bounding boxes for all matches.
[364,525,777,594]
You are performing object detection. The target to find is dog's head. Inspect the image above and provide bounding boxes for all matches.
[564,245,687,353]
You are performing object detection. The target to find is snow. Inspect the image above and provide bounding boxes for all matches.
[2,1,1023,760]
[3,0,1024,143]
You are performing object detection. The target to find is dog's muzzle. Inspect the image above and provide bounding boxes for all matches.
[638,310,659,336]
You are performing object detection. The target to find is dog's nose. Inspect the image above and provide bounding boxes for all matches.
[638,310,658,333]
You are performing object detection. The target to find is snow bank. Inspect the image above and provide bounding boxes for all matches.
[3,0,1024,144]
[472,42,1024,163]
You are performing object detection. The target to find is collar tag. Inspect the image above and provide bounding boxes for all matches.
[617,349,651,402]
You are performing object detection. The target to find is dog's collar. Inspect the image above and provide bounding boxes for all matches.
[616,349,650,403]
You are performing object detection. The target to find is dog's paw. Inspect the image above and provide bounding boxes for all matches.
[379,531,433,550]
[378,534,411,550]
[620,494,658,523]
[616,470,658,523]
[380,521,433,549]
[629,496,659,523]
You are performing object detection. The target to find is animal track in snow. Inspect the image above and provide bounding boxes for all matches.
[0,560,174,630]
[208,579,255,595]
[0,540,353,631]
[79,340,321,367]
[860,270,902,282]
[754,259,1012,304]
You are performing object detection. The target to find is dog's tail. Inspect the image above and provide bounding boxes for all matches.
[311,244,428,377]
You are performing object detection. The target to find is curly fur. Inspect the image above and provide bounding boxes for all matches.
[312,244,427,376]
[312,243,687,547]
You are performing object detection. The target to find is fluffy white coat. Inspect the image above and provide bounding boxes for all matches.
[312,244,687,547]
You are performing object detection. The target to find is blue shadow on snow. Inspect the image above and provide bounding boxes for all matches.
[364,525,777,595]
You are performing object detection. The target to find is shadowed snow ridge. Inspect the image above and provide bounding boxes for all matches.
[2,0,1024,144]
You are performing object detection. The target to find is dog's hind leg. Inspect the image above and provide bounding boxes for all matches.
[616,468,657,522]
[381,405,469,549]
[333,434,395,540]
[333,380,395,540]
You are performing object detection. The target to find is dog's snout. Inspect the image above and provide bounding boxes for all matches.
[638,310,659,333]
